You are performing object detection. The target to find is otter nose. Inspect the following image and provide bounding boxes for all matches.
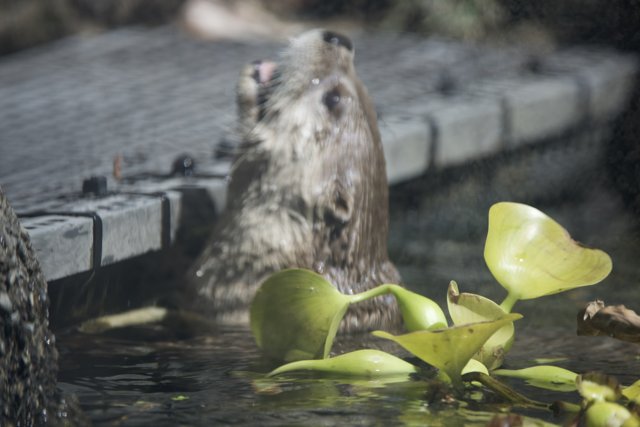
[322,30,353,51]
[250,60,277,85]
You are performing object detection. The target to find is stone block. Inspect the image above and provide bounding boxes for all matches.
[379,114,431,184]
[429,97,503,166]
[504,77,581,145]
[541,49,638,123]
[21,215,93,281]
[66,195,164,266]
[581,57,638,122]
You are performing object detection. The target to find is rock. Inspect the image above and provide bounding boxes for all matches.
[0,187,84,426]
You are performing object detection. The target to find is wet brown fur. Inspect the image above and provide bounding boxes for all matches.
[186,29,401,332]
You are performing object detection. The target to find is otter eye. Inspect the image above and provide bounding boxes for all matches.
[322,30,353,51]
[323,88,341,112]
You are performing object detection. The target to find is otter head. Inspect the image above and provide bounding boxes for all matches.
[226,30,400,331]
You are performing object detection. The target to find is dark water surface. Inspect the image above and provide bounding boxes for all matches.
[56,152,640,426]
[56,321,640,426]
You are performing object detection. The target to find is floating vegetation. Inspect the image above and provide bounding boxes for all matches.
[249,202,637,424]
[484,202,612,312]
[373,314,520,390]
[267,349,418,379]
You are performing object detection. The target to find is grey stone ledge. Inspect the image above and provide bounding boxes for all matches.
[18,177,229,281]
[380,115,432,184]
[21,215,93,281]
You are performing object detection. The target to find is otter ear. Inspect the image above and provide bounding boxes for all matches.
[324,181,353,225]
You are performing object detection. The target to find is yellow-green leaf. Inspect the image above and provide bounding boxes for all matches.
[250,269,351,361]
[373,313,522,388]
[268,349,418,378]
[623,379,640,404]
[577,372,622,402]
[493,365,578,392]
[484,202,612,306]
[461,359,489,376]
[584,401,637,427]
[388,284,448,331]
[447,281,514,370]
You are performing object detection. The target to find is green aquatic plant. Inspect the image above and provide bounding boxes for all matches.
[249,200,628,419]
[250,269,446,361]
[577,372,622,403]
[623,379,640,404]
[392,285,448,332]
[493,365,578,392]
[267,349,418,379]
[446,280,514,370]
[250,269,351,361]
[461,358,489,376]
[373,314,521,390]
[575,373,640,427]
[584,402,638,427]
[484,202,613,312]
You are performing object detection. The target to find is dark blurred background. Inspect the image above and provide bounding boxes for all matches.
[2,0,639,209]
[2,0,639,53]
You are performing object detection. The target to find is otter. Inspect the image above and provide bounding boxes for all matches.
[186,29,402,332]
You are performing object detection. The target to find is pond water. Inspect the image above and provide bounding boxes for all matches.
[56,323,639,426]
[55,145,640,426]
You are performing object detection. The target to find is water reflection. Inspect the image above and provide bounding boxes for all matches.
[56,323,639,426]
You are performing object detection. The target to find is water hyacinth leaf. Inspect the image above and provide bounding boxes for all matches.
[623,379,640,404]
[461,359,489,376]
[388,284,448,331]
[484,202,612,310]
[534,357,567,364]
[373,313,522,388]
[250,269,351,361]
[267,349,418,378]
[493,366,578,392]
[577,372,622,402]
[584,402,637,427]
[447,281,514,370]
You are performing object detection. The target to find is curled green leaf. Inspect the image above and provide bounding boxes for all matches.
[493,365,578,392]
[461,359,489,376]
[447,281,514,370]
[250,269,448,361]
[268,349,418,378]
[484,202,612,311]
[373,313,522,389]
[623,379,640,404]
[388,285,447,331]
[250,269,351,361]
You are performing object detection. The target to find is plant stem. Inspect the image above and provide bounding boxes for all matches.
[462,372,548,409]
[439,371,465,394]
[499,293,519,313]
[348,284,397,304]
